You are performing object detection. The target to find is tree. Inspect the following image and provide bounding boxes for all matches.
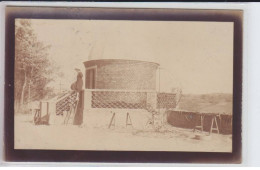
[15,19,55,111]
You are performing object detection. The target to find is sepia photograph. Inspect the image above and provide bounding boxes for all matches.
[13,18,234,152]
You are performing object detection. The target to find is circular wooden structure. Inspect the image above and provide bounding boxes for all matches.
[83,59,159,90]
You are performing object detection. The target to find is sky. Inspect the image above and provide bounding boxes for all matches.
[25,19,233,94]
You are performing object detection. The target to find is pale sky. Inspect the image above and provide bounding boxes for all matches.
[26,19,233,94]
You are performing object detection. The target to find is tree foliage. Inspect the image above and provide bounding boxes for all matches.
[15,19,55,110]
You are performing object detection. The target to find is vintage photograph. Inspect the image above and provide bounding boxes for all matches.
[14,18,234,152]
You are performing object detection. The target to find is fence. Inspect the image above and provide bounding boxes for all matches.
[55,91,77,115]
[157,93,176,109]
[87,89,176,110]
[53,89,176,118]
[91,91,147,109]
[167,110,232,134]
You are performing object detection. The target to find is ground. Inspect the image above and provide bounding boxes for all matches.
[14,114,232,152]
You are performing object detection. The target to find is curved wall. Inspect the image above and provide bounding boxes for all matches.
[84,59,159,90]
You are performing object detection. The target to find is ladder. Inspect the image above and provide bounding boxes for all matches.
[108,111,133,129]
[64,99,78,125]
[193,114,205,133]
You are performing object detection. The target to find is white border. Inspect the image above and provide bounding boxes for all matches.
[0,0,5,166]
[0,1,250,167]
[246,3,260,167]
[0,1,248,9]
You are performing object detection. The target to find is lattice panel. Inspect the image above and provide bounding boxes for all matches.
[157,93,176,109]
[56,92,77,115]
[91,91,147,109]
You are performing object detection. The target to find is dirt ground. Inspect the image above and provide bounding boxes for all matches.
[14,114,232,152]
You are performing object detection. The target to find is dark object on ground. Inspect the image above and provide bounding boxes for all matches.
[33,109,49,125]
[167,110,232,134]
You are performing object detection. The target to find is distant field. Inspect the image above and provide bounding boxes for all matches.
[177,93,232,114]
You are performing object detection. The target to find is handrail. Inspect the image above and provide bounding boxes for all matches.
[55,91,74,102]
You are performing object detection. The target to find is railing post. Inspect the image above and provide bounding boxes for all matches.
[84,90,92,110]
[146,92,157,110]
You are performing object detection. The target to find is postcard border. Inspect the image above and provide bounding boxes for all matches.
[4,6,243,163]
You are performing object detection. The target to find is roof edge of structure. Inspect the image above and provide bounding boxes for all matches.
[83,59,160,67]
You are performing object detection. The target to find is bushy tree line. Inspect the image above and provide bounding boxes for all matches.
[15,19,57,112]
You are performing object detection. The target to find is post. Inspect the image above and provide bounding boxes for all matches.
[158,66,161,114]
[108,112,116,129]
